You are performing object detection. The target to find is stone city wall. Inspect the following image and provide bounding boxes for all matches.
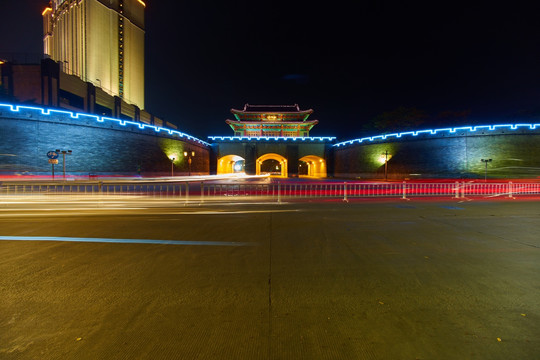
[0,104,209,176]
[333,126,540,179]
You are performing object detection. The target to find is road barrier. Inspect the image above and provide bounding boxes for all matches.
[1,180,540,202]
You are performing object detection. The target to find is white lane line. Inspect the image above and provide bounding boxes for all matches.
[169,210,300,215]
[0,236,257,247]
[0,208,146,211]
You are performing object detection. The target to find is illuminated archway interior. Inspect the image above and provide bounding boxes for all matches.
[257,153,287,177]
[299,155,326,178]
[217,155,245,174]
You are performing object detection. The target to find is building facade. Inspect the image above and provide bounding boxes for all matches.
[43,0,145,109]
[0,59,171,127]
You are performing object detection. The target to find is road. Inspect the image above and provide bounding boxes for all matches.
[1,197,539,359]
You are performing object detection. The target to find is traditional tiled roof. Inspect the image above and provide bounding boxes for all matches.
[231,104,314,122]
[225,119,318,126]
[242,104,301,112]
[225,119,319,133]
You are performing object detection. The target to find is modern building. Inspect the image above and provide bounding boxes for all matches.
[226,104,318,137]
[0,0,165,126]
[42,0,145,110]
[0,58,170,127]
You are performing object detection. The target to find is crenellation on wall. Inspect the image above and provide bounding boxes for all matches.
[335,124,540,149]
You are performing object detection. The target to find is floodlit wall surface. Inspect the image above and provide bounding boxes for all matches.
[86,0,118,98]
[122,15,145,108]
[0,105,209,176]
[334,127,540,179]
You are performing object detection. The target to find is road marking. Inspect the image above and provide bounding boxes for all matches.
[170,210,299,215]
[0,236,257,247]
[0,208,146,211]
[394,204,415,208]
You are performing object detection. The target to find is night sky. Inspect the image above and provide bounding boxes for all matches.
[2,1,540,140]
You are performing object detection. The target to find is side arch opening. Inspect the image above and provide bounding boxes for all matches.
[217,155,245,174]
[299,155,327,178]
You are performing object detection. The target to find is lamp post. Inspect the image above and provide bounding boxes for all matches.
[183,150,195,176]
[170,156,175,177]
[56,149,72,179]
[382,150,389,181]
[481,158,492,182]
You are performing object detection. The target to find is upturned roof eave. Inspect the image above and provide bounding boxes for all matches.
[230,108,314,115]
[226,119,318,125]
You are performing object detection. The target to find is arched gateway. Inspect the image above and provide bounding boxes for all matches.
[208,104,335,178]
[299,155,327,178]
[257,153,287,177]
[217,155,245,174]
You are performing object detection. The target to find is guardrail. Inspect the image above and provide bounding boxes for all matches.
[1,181,539,202]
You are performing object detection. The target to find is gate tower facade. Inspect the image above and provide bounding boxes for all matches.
[210,104,335,178]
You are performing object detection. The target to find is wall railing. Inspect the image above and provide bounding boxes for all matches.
[1,181,539,202]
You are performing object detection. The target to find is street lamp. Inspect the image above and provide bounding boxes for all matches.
[169,156,175,177]
[381,150,390,181]
[55,149,72,179]
[183,150,195,176]
[481,158,492,182]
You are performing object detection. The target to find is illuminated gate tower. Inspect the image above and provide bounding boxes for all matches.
[226,104,318,137]
[210,104,335,177]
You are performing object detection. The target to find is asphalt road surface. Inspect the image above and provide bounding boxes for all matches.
[1,197,539,359]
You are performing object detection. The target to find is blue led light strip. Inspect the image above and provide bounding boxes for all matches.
[0,236,257,247]
[333,123,540,147]
[208,136,336,141]
[0,103,210,146]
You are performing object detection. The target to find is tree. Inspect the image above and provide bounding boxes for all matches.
[369,107,428,133]
[434,110,471,127]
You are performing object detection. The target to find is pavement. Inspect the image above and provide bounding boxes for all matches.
[0,197,539,359]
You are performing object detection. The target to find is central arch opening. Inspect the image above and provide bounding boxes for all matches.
[256,153,287,177]
[261,159,281,175]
